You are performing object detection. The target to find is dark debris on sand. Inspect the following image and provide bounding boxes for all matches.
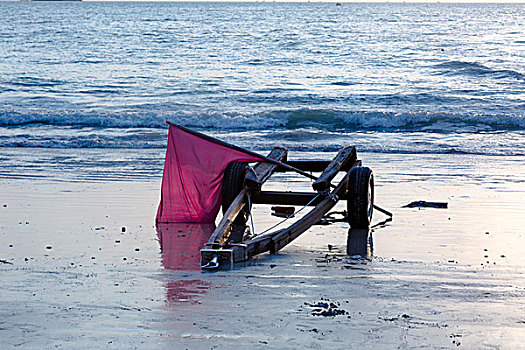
[304,298,349,317]
[403,200,448,209]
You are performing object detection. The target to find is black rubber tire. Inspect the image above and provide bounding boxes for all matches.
[347,167,374,229]
[222,161,249,215]
[222,161,250,242]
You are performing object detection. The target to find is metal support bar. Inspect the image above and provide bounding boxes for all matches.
[207,188,247,244]
[373,204,393,218]
[312,146,356,191]
[275,160,331,173]
[252,191,322,206]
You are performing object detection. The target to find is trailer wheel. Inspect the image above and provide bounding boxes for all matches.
[222,161,250,242]
[347,167,374,229]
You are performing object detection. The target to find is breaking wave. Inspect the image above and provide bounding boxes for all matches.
[2,108,524,155]
[434,61,525,81]
[1,109,524,132]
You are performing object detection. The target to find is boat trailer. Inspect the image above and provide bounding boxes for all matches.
[200,144,391,270]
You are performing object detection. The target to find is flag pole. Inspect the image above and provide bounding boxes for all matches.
[168,122,321,183]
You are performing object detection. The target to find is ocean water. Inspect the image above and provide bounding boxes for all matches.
[0,2,524,156]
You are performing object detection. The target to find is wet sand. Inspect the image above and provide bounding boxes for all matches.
[1,150,524,349]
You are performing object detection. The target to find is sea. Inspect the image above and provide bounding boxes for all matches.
[1,1,524,174]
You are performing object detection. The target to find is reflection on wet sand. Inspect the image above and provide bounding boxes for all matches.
[347,228,373,259]
[157,223,215,270]
[346,215,392,258]
[164,279,212,305]
[156,223,215,304]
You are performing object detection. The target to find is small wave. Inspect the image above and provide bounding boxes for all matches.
[331,81,354,86]
[269,109,525,132]
[8,76,67,88]
[1,108,524,132]
[0,110,167,128]
[434,61,525,81]
[1,109,524,156]
[2,127,524,156]
[0,137,164,149]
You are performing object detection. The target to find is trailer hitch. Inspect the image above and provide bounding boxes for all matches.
[201,244,248,270]
[201,255,219,270]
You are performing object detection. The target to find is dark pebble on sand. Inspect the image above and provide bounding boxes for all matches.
[314,308,347,317]
[312,302,329,308]
[121,227,126,232]
[383,316,399,322]
[308,300,348,317]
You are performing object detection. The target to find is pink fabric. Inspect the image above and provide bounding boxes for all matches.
[156,124,263,223]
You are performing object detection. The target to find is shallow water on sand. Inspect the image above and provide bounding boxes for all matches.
[0,149,524,348]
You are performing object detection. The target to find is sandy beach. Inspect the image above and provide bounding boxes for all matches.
[1,148,524,349]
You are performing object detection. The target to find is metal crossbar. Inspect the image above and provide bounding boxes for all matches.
[252,193,322,237]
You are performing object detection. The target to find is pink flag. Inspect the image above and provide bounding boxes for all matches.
[156,123,264,223]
